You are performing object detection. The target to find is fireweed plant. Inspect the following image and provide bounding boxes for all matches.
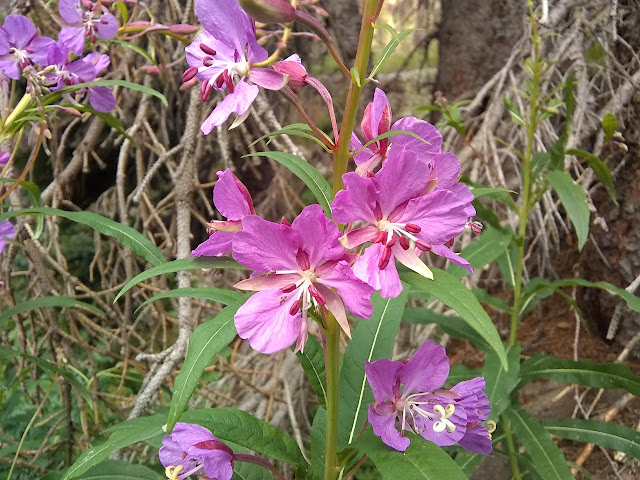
[2,1,640,480]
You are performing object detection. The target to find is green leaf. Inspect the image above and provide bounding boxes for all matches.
[519,354,640,395]
[448,226,512,279]
[105,38,155,64]
[61,415,165,480]
[166,299,246,430]
[542,418,640,460]
[546,170,590,250]
[114,257,244,302]
[472,288,510,312]
[73,461,163,479]
[245,152,333,217]
[135,287,244,313]
[482,342,521,421]
[566,148,617,204]
[295,335,327,409]
[249,123,332,152]
[531,152,551,178]
[454,449,484,476]
[562,72,576,143]
[523,277,640,315]
[0,296,104,331]
[51,79,168,108]
[369,25,419,78]
[0,207,166,267]
[0,179,44,237]
[350,66,362,87]
[503,408,574,480]
[310,407,326,480]
[496,237,518,288]
[504,97,526,126]
[400,270,508,370]
[357,430,467,480]
[446,365,481,386]
[403,308,492,353]
[114,2,130,25]
[549,138,565,170]
[469,187,516,199]
[338,291,407,449]
[601,112,618,143]
[180,408,306,468]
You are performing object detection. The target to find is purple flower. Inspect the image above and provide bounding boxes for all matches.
[0,15,56,80]
[159,422,234,480]
[0,221,16,254]
[191,169,255,257]
[365,339,493,453]
[350,88,443,176]
[332,149,472,298]
[232,204,374,354]
[183,0,288,134]
[0,151,10,166]
[46,47,116,112]
[58,0,119,56]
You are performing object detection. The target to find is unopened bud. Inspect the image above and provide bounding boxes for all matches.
[238,0,295,24]
[169,24,200,34]
[141,65,161,75]
[273,57,308,88]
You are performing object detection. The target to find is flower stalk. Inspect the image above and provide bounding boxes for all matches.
[323,312,341,480]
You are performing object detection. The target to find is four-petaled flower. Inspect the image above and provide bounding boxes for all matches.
[159,423,234,480]
[365,339,493,453]
[232,204,374,354]
[0,15,56,80]
[191,169,255,257]
[183,0,288,134]
[332,148,473,298]
[58,0,119,56]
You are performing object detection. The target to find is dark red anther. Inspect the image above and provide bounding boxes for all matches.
[378,246,392,269]
[415,240,432,251]
[100,18,109,24]
[215,70,226,88]
[280,216,291,226]
[222,69,234,93]
[199,43,217,56]
[201,80,213,102]
[203,57,214,67]
[404,223,421,234]
[373,231,387,244]
[308,284,326,306]
[399,236,410,250]
[386,235,396,248]
[296,249,311,271]
[281,283,297,293]
[182,66,198,82]
[233,49,241,63]
[25,48,34,54]
[373,202,383,221]
[449,238,455,247]
[289,299,301,315]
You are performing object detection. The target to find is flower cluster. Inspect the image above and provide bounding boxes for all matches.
[366,339,494,453]
[0,2,118,112]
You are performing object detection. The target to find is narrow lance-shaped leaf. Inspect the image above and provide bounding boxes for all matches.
[245,152,333,217]
[180,408,306,468]
[400,269,508,369]
[546,170,590,250]
[357,430,468,480]
[503,408,574,480]
[135,287,244,313]
[482,342,521,421]
[338,291,407,449]
[0,296,105,331]
[295,334,327,409]
[0,207,166,267]
[166,298,247,430]
[115,257,244,302]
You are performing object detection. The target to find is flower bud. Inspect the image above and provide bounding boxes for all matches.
[238,0,295,24]
[273,56,308,88]
[169,24,201,34]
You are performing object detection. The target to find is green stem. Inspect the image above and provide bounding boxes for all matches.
[509,0,540,345]
[323,314,341,480]
[501,415,522,480]
[331,0,380,194]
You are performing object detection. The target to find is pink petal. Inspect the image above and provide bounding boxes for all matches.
[331,173,378,224]
[248,67,288,90]
[213,169,253,221]
[352,243,403,299]
[392,244,434,280]
[201,81,259,134]
[3,15,36,49]
[430,244,472,273]
[234,289,302,354]
[234,272,301,291]
[391,116,443,154]
[232,215,300,272]
[429,152,461,192]
[317,261,373,319]
[365,358,403,403]
[59,26,85,56]
[95,13,118,39]
[375,148,430,215]
[291,204,344,266]
[58,0,83,24]
[400,339,450,394]
[350,132,375,166]
[340,225,378,249]
[368,405,410,452]
[190,231,235,257]
[315,283,351,338]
